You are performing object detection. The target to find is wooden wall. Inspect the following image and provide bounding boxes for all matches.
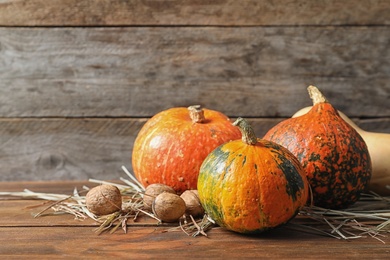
[1,0,389,181]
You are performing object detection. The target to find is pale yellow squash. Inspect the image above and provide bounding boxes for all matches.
[293,107,390,196]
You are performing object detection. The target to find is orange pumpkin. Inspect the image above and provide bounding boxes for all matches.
[293,107,390,196]
[264,86,372,209]
[132,105,241,194]
[197,118,309,234]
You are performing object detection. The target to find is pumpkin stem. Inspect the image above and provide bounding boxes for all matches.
[233,117,257,145]
[307,85,328,105]
[188,105,206,123]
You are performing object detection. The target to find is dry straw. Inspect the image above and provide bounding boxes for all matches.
[1,166,389,242]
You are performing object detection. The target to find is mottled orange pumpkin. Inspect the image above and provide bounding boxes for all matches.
[132,105,241,194]
[197,118,309,234]
[264,86,372,209]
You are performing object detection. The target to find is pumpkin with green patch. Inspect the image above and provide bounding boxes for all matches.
[263,86,372,209]
[197,118,309,234]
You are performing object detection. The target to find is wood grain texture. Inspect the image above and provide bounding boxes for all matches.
[0,118,281,181]
[0,200,95,227]
[1,117,388,182]
[1,26,389,118]
[0,182,389,259]
[0,180,102,193]
[0,118,142,181]
[0,226,384,259]
[0,0,389,26]
[1,1,390,183]
[1,225,389,259]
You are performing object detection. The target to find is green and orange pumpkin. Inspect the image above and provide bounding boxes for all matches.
[132,105,241,194]
[264,86,372,209]
[197,118,309,234]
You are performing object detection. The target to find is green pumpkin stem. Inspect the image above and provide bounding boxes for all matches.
[233,117,257,145]
[188,105,206,123]
[307,85,328,105]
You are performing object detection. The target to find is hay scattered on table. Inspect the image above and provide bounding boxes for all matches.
[0,166,389,242]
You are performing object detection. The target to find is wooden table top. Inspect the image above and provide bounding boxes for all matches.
[0,181,389,259]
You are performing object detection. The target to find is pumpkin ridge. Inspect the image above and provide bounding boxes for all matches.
[220,143,251,181]
[252,147,270,229]
[161,140,175,184]
[224,146,264,231]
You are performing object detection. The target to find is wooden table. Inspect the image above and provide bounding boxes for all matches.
[1,181,389,259]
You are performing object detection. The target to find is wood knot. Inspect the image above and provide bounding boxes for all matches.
[38,152,65,170]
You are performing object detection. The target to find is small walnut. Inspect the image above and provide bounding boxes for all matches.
[152,192,186,222]
[143,183,176,211]
[180,190,205,217]
[85,184,122,216]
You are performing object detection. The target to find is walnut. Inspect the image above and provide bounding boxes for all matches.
[85,184,122,216]
[180,190,204,217]
[152,192,186,222]
[143,183,176,211]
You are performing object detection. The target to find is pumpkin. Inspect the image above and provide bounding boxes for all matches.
[132,105,242,194]
[264,86,372,209]
[197,117,309,234]
[293,107,390,196]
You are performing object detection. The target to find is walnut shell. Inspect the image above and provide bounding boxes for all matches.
[85,184,122,216]
[152,192,186,222]
[180,190,205,217]
[143,183,176,211]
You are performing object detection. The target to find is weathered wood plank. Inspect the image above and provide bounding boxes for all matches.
[0,182,389,259]
[0,180,92,193]
[0,0,389,26]
[0,118,388,182]
[0,118,142,181]
[1,27,389,118]
[0,225,388,258]
[0,117,277,182]
[0,200,96,227]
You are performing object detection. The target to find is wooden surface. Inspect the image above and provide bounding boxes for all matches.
[1,27,389,118]
[0,0,389,26]
[0,181,389,259]
[0,0,389,181]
